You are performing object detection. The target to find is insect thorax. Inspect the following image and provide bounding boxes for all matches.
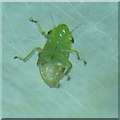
[47,24,73,44]
[37,24,73,69]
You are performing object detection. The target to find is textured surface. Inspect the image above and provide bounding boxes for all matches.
[2,2,118,118]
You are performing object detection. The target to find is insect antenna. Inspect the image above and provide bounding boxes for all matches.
[71,23,82,33]
[50,15,56,27]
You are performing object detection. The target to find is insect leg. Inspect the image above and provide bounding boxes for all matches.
[29,17,47,38]
[64,60,72,75]
[67,49,87,65]
[59,60,72,81]
[14,47,42,62]
[66,74,71,81]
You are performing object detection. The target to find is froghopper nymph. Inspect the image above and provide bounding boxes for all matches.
[14,17,86,88]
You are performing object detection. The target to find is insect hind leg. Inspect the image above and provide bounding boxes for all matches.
[14,47,42,62]
[66,49,87,65]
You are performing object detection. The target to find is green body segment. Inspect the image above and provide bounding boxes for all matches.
[14,17,86,88]
[42,24,72,59]
[37,24,73,88]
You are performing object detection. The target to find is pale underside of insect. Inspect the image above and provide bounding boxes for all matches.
[14,17,86,88]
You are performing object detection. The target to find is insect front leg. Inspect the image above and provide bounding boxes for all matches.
[67,49,87,65]
[14,47,42,62]
[29,17,47,39]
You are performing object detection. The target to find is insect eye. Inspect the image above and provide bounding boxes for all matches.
[47,30,52,34]
[71,37,74,43]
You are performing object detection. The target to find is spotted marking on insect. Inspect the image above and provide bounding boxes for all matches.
[63,29,65,33]
[59,33,62,37]
[14,17,87,88]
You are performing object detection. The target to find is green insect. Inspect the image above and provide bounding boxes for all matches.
[14,17,86,88]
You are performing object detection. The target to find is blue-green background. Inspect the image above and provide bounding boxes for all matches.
[2,2,118,118]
